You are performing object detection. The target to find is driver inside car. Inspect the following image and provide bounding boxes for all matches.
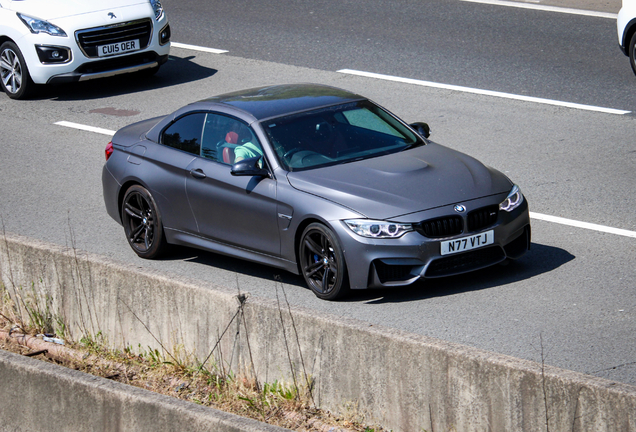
[234,141,263,162]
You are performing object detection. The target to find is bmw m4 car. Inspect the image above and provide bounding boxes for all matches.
[0,0,170,99]
[102,84,531,300]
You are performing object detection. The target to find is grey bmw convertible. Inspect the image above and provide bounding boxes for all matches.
[102,84,530,300]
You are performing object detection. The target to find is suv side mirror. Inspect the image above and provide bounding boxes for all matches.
[410,122,431,139]
[231,156,270,178]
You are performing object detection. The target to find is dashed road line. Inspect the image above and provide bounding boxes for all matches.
[171,42,228,54]
[530,212,636,239]
[55,121,115,136]
[337,69,631,115]
[459,0,617,19]
[56,119,636,240]
[166,42,630,115]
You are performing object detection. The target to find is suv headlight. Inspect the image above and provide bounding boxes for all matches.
[149,0,164,20]
[345,219,413,238]
[499,185,524,212]
[17,13,67,37]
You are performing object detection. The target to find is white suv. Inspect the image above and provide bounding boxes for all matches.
[0,0,170,99]
[618,0,636,76]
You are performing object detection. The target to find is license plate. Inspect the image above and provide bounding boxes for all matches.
[440,230,494,256]
[98,39,140,57]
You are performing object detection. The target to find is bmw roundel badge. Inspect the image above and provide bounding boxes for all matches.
[454,204,466,213]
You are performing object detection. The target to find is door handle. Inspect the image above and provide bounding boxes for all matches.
[189,168,206,179]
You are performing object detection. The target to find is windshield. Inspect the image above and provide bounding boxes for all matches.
[262,101,425,171]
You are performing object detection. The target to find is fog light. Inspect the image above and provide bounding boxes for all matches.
[159,24,171,45]
[35,45,71,64]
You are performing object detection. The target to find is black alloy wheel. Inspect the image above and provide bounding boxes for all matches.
[0,42,33,99]
[121,185,166,259]
[299,223,349,300]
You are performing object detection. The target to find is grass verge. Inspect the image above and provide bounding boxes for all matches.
[0,281,387,432]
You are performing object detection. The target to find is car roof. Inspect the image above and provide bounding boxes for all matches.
[196,83,367,121]
[143,84,368,144]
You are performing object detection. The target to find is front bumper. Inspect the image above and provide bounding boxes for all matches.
[332,194,531,289]
[46,52,168,84]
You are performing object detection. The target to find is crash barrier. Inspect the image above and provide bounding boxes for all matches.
[1,232,635,432]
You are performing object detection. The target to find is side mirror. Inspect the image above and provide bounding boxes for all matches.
[410,122,431,139]
[231,156,270,177]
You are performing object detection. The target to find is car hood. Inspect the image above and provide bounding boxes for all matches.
[286,143,512,220]
[2,0,147,20]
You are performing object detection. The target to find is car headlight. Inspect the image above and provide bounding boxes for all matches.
[17,13,67,37]
[499,185,524,212]
[345,219,413,238]
[149,0,164,20]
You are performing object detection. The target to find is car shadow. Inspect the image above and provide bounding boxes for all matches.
[30,54,216,101]
[158,245,308,288]
[158,242,573,303]
[353,242,575,304]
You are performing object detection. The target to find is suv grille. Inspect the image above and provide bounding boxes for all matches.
[76,19,152,58]
[415,216,463,238]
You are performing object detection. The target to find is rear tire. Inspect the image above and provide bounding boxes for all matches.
[0,42,33,99]
[121,185,167,259]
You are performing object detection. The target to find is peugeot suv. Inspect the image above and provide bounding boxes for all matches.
[0,0,170,99]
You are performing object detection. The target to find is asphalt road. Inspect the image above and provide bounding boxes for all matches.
[0,0,635,387]
[162,0,635,112]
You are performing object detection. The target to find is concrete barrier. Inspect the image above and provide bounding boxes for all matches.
[0,349,290,432]
[1,232,635,431]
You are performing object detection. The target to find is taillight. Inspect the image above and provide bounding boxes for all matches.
[105,141,114,161]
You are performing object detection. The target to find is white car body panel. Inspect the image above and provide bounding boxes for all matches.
[617,0,636,50]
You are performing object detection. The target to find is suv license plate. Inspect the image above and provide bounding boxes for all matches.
[98,39,140,57]
[440,230,494,256]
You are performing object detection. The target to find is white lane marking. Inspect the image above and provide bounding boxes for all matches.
[55,121,115,136]
[460,0,617,19]
[530,212,636,239]
[55,120,636,240]
[171,42,228,54]
[337,69,631,115]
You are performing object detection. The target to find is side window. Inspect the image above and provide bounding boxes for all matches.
[200,113,262,165]
[162,113,205,155]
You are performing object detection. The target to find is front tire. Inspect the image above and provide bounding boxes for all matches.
[0,42,33,99]
[299,223,350,300]
[630,32,636,77]
[121,185,167,259]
